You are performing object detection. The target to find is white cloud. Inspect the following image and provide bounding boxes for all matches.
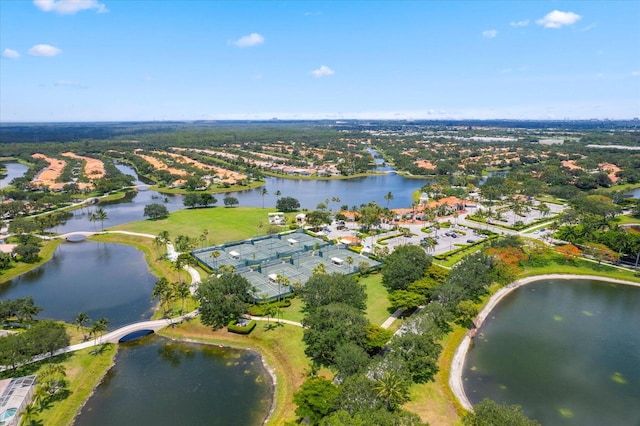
[310,65,335,78]
[231,33,264,48]
[304,11,322,16]
[2,48,20,59]
[510,19,530,27]
[482,30,498,38]
[34,0,107,14]
[536,10,581,28]
[500,68,513,74]
[631,71,640,76]
[28,44,62,57]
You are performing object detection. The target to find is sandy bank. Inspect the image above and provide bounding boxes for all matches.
[449,274,640,411]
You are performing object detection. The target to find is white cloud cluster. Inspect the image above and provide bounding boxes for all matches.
[231,33,264,48]
[482,29,498,38]
[34,0,107,14]
[510,19,530,27]
[28,44,62,57]
[2,48,20,59]
[310,65,335,78]
[537,10,581,28]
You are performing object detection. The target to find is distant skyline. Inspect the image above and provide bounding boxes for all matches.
[1,0,639,122]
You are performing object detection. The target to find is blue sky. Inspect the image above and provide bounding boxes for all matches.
[1,0,639,122]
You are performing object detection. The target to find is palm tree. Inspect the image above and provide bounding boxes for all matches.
[373,371,409,411]
[275,190,281,204]
[74,312,91,341]
[173,281,191,315]
[90,317,109,350]
[345,256,354,272]
[260,187,268,208]
[312,263,326,275]
[93,207,108,231]
[209,250,220,270]
[19,403,37,426]
[32,385,48,411]
[331,196,341,214]
[152,277,172,314]
[158,230,170,244]
[384,191,394,209]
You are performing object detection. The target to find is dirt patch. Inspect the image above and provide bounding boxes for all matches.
[31,153,67,188]
[135,153,187,177]
[165,151,247,184]
[61,152,105,179]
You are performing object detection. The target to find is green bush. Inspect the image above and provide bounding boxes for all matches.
[227,319,256,334]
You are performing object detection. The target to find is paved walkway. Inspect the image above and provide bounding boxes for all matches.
[247,315,303,327]
[380,308,403,329]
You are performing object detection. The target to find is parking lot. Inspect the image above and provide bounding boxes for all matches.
[320,221,488,257]
[380,224,488,256]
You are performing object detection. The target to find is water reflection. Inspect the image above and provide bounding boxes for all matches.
[0,241,156,328]
[75,335,272,426]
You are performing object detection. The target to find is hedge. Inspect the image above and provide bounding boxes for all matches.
[227,319,257,334]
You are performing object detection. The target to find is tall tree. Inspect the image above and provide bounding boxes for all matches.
[260,187,268,208]
[74,311,91,341]
[196,273,255,329]
[382,245,432,291]
[302,272,367,313]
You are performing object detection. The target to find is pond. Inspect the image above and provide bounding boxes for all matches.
[0,241,156,328]
[74,334,272,426]
[0,162,29,189]
[463,278,640,426]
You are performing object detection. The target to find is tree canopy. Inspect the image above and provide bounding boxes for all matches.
[381,245,432,291]
[463,399,541,426]
[196,273,255,329]
[302,272,367,313]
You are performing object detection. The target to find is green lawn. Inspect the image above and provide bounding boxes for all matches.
[521,257,640,283]
[361,273,394,326]
[279,297,305,323]
[113,206,290,245]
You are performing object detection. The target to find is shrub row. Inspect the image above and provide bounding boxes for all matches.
[227,319,257,334]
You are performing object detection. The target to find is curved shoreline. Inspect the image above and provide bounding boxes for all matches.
[449,274,640,412]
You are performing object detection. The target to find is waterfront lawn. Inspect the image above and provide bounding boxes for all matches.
[0,345,117,425]
[0,239,62,284]
[113,207,282,245]
[404,326,466,426]
[521,255,640,283]
[159,318,311,425]
[360,273,393,326]
[89,233,180,283]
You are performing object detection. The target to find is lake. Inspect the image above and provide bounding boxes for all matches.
[463,278,640,426]
[74,334,272,426]
[0,241,156,328]
[0,162,29,189]
[53,163,428,233]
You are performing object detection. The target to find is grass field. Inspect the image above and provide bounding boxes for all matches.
[159,318,311,425]
[113,206,288,245]
[361,272,394,326]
